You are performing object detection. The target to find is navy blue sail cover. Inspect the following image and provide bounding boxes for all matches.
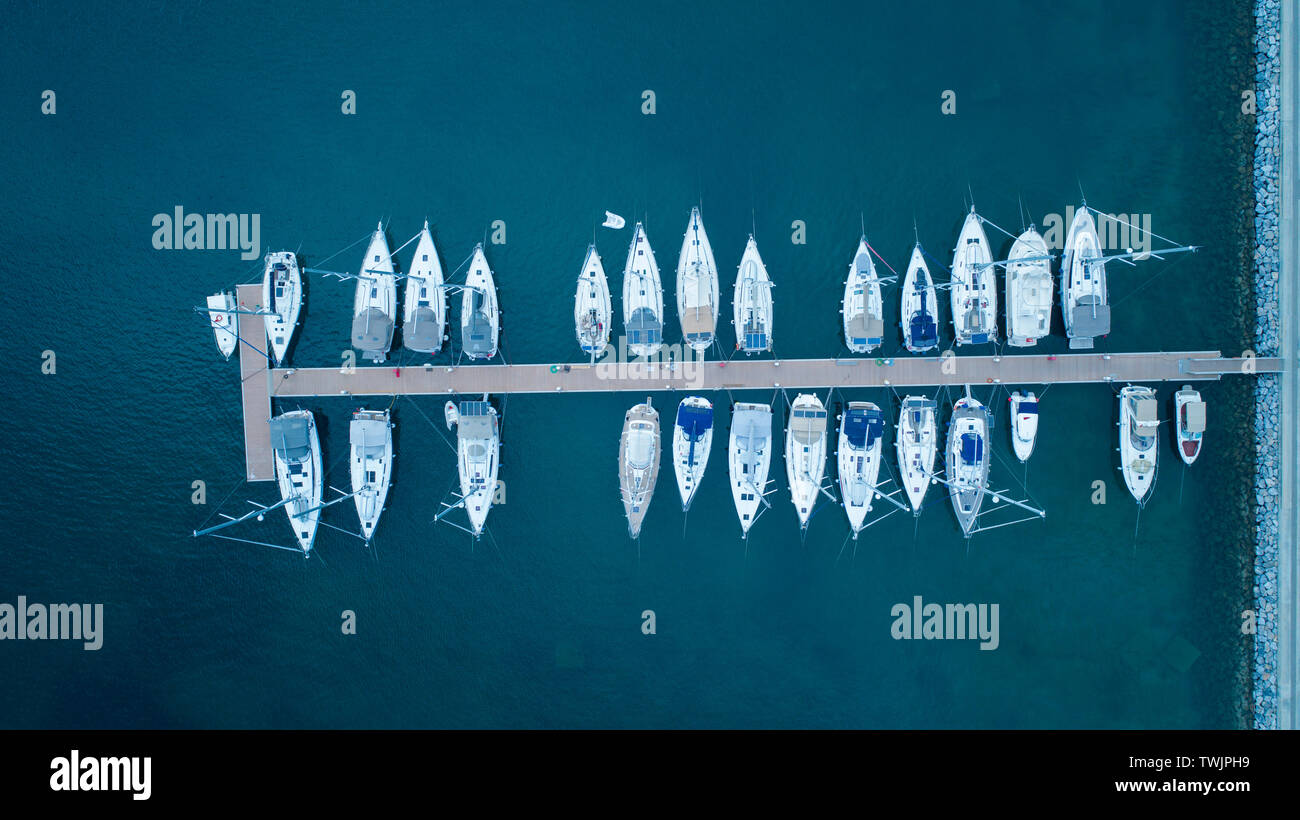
[843,407,884,447]
[960,432,983,464]
[675,404,713,440]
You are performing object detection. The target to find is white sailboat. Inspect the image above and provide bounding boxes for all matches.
[1118,385,1159,505]
[574,244,612,358]
[672,396,714,511]
[1174,385,1206,466]
[462,244,500,360]
[262,251,302,365]
[619,398,661,538]
[950,209,997,346]
[1062,206,1108,350]
[446,397,500,536]
[896,395,938,514]
[351,223,397,363]
[206,291,237,360]
[785,393,828,530]
[729,402,773,536]
[676,207,719,353]
[734,236,774,354]
[1005,226,1053,347]
[623,223,664,358]
[901,245,939,353]
[403,222,446,354]
[843,237,885,354]
[349,409,393,543]
[946,389,992,536]
[1009,391,1039,462]
[268,409,322,554]
[837,401,886,537]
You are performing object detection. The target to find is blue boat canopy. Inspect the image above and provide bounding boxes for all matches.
[675,404,713,440]
[1018,401,1039,414]
[843,407,884,447]
[910,313,938,347]
[960,432,983,464]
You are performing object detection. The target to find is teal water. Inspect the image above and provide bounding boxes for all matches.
[0,0,1259,727]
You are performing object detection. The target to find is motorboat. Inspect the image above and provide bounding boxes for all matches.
[1009,391,1039,462]
[1118,385,1159,505]
[1005,226,1053,347]
[1174,385,1206,466]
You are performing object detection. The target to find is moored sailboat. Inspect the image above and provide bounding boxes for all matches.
[349,408,393,543]
[351,223,397,363]
[896,395,938,514]
[672,396,714,511]
[403,222,446,354]
[623,223,664,358]
[1062,206,1108,350]
[734,236,774,354]
[946,389,992,536]
[837,401,886,537]
[950,209,996,346]
[729,402,773,536]
[785,393,828,530]
[269,409,322,554]
[901,245,939,353]
[676,207,719,353]
[574,244,612,358]
[619,398,661,538]
[461,244,500,360]
[262,251,302,365]
[1005,227,1053,347]
[843,238,884,354]
[447,396,500,536]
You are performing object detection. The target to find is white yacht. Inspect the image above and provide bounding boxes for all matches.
[447,396,500,536]
[729,402,773,536]
[1062,206,1109,350]
[619,398,661,538]
[1005,226,1053,347]
[843,237,885,354]
[950,209,997,346]
[734,236,774,354]
[623,223,664,358]
[785,393,828,530]
[403,222,446,354]
[837,401,886,538]
[1118,385,1159,505]
[896,395,938,514]
[268,409,322,554]
[574,244,612,358]
[901,245,939,354]
[672,396,714,511]
[261,251,302,365]
[676,207,719,353]
[462,244,500,360]
[1009,391,1039,463]
[352,223,397,363]
[946,389,992,536]
[349,409,393,543]
[1174,385,1206,466]
[206,291,237,360]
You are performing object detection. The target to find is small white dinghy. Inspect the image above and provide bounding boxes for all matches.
[950,209,997,346]
[734,236,774,354]
[574,244,612,358]
[350,409,393,544]
[403,222,446,354]
[352,223,398,363]
[676,207,719,353]
[1008,391,1040,463]
[262,251,302,365]
[1118,385,1159,505]
[268,409,322,555]
[447,396,500,536]
[843,237,884,354]
[462,244,500,360]
[619,397,661,538]
[729,402,773,536]
[1174,385,1206,466]
[672,396,714,511]
[837,401,886,538]
[785,393,828,530]
[896,395,938,514]
[623,223,665,358]
[206,291,237,360]
[901,245,939,353]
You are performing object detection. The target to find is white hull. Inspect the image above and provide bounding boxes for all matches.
[672,396,714,511]
[269,409,322,554]
[901,246,939,353]
[1175,385,1206,466]
[1009,391,1039,463]
[896,396,938,513]
[207,291,237,359]
[574,244,612,356]
[403,222,446,354]
[838,401,885,536]
[950,210,997,345]
[734,236,774,354]
[1119,385,1159,504]
[843,237,884,354]
[353,225,398,363]
[619,398,660,538]
[729,402,773,535]
[261,251,302,365]
[785,394,827,529]
[461,244,500,360]
[350,409,393,542]
[946,394,991,536]
[676,207,719,352]
[623,223,664,358]
[1005,227,1052,347]
[1062,207,1108,350]
[449,398,500,535]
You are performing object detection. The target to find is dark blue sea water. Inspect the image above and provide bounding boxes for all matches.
[0,0,1259,727]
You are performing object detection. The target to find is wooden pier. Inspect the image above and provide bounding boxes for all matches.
[236,284,273,481]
